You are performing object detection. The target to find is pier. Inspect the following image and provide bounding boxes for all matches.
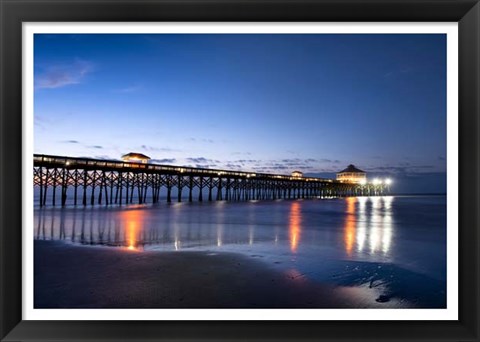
[33,154,387,207]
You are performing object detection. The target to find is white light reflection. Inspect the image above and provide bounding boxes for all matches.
[356,197,367,252]
[382,196,394,254]
[249,225,254,245]
[363,196,394,256]
[216,203,225,247]
[174,223,181,251]
[369,197,382,253]
[217,226,223,247]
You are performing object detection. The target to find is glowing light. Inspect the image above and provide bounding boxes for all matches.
[373,178,381,185]
[289,202,301,252]
[385,178,392,185]
[359,179,367,185]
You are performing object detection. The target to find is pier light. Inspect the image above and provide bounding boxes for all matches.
[359,179,367,185]
[385,178,392,185]
[65,161,70,166]
[373,178,381,185]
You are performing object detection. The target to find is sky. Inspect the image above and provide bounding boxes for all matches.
[34,34,447,193]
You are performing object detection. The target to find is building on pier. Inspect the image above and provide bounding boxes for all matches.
[121,152,151,164]
[336,164,366,184]
[291,170,303,178]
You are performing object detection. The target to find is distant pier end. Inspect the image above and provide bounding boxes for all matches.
[336,164,367,184]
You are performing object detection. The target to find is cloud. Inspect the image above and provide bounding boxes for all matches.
[150,158,176,164]
[187,138,214,143]
[94,155,114,160]
[87,145,103,149]
[383,66,413,78]
[186,157,220,164]
[319,158,341,163]
[195,164,218,169]
[368,164,438,176]
[187,157,209,163]
[61,140,80,144]
[35,59,93,90]
[140,145,180,152]
[225,163,244,169]
[113,85,142,93]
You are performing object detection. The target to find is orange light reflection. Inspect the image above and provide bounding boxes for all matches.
[289,202,302,252]
[120,210,142,251]
[344,197,357,255]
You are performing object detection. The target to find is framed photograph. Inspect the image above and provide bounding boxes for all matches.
[1,1,479,341]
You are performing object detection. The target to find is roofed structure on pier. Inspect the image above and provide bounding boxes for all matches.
[121,152,151,164]
[336,164,366,184]
[291,170,303,178]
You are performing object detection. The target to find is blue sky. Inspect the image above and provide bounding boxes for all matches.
[34,34,447,193]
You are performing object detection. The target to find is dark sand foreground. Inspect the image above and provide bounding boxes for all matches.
[35,241,354,308]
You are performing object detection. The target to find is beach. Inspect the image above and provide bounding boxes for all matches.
[35,240,353,308]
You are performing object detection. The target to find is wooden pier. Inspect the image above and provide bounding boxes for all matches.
[33,154,387,207]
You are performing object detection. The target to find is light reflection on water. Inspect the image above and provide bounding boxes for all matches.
[289,201,301,253]
[34,196,446,278]
[33,197,405,259]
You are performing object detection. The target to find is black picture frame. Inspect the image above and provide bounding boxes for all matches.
[1,0,479,341]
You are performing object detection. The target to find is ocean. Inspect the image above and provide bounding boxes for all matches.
[34,195,447,308]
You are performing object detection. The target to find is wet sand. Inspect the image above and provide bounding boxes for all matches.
[35,240,352,308]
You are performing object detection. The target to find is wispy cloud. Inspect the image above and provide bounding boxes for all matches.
[61,140,80,144]
[35,59,93,90]
[151,158,176,164]
[369,164,437,175]
[186,157,210,163]
[94,155,114,160]
[113,85,142,93]
[34,115,52,130]
[140,145,181,152]
[187,138,215,144]
[383,66,413,78]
